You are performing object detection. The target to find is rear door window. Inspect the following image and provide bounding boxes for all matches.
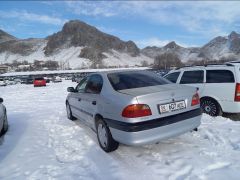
[85,75,103,94]
[164,72,180,83]
[206,70,235,83]
[180,70,204,84]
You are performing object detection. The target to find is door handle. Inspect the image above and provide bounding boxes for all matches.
[92,101,96,105]
[78,98,81,101]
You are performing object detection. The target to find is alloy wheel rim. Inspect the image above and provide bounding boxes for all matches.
[98,123,108,148]
[201,100,217,116]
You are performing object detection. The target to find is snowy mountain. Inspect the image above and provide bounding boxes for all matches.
[0,20,152,69]
[0,19,240,68]
[142,31,240,63]
[141,41,201,63]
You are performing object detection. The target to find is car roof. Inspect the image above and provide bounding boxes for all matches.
[172,63,239,71]
[92,69,147,75]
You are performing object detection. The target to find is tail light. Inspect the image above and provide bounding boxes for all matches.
[191,93,200,106]
[235,83,240,101]
[122,104,152,118]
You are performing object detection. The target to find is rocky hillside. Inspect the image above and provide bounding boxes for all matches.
[0,20,150,68]
[44,20,140,58]
[0,38,46,56]
[0,30,17,43]
[142,31,240,63]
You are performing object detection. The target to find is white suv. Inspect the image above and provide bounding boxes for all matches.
[164,62,240,116]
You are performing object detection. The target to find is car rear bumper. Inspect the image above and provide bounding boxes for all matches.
[105,108,202,146]
[34,84,46,87]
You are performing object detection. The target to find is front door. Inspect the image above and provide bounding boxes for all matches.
[70,77,89,122]
[82,74,103,128]
[178,70,205,96]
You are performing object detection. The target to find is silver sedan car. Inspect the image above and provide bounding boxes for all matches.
[0,97,8,136]
[66,70,201,152]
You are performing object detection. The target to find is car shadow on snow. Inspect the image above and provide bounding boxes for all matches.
[223,113,240,121]
[0,112,29,163]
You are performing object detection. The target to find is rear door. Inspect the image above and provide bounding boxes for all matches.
[164,71,181,83]
[204,69,235,101]
[178,70,205,96]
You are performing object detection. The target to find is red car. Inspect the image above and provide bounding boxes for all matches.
[34,77,46,87]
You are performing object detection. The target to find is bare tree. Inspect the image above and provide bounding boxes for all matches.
[141,60,149,67]
[154,53,183,69]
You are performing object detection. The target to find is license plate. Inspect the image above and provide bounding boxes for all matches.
[159,100,186,114]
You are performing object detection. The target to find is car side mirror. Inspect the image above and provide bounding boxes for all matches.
[0,98,3,103]
[67,87,76,93]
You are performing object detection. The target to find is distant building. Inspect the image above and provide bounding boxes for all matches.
[0,65,9,74]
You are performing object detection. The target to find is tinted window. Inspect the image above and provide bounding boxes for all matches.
[206,70,234,83]
[108,71,169,91]
[85,75,103,94]
[165,72,180,83]
[76,77,88,93]
[180,70,204,84]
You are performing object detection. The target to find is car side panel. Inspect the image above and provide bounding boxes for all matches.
[67,93,88,122]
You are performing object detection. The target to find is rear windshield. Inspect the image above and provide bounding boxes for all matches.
[107,71,169,91]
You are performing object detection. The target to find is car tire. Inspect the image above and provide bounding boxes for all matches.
[96,119,119,152]
[1,112,8,135]
[200,98,222,116]
[66,102,77,121]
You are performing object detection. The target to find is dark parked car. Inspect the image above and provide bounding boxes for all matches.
[21,78,33,84]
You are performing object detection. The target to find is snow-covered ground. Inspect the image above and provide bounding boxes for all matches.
[0,81,240,179]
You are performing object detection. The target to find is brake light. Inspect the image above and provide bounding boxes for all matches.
[191,93,200,106]
[122,104,152,118]
[235,83,240,101]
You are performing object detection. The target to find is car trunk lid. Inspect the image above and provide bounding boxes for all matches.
[118,84,195,101]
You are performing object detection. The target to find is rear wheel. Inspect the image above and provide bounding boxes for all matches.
[96,119,119,152]
[66,102,77,121]
[1,112,8,135]
[200,98,222,116]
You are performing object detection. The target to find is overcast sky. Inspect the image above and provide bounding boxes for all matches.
[0,1,240,48]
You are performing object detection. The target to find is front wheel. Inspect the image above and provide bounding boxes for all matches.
[66,102,77,121]
[200,98,222,116]
[1,112,8,135]
[96,119,119,152]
